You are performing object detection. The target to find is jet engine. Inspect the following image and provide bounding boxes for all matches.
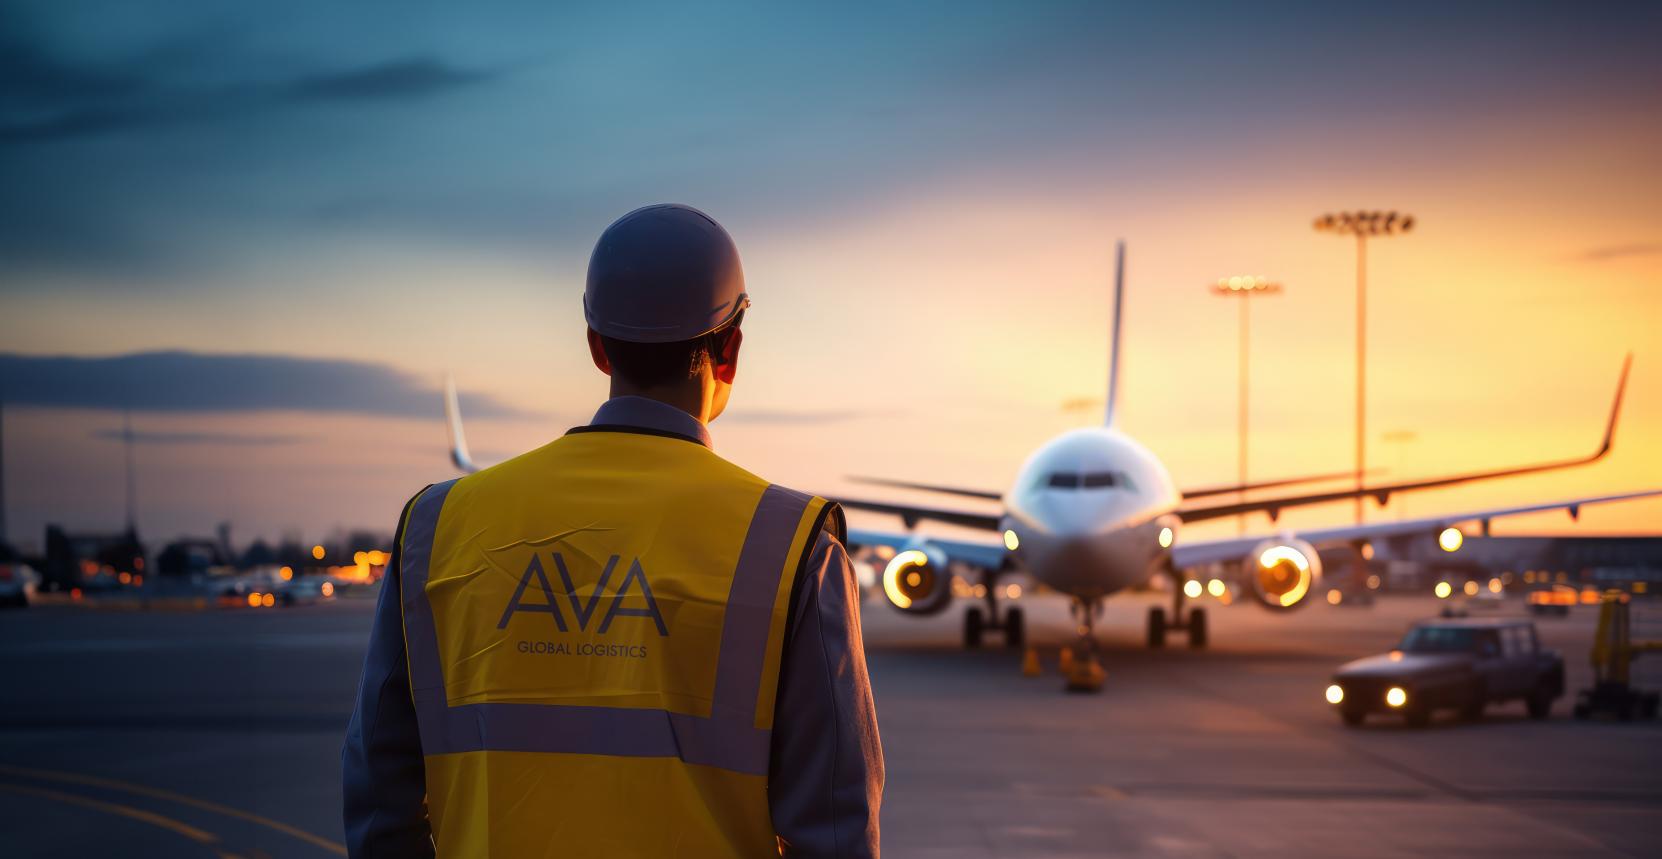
[1245,537,1322,610]
[881,542,953,615]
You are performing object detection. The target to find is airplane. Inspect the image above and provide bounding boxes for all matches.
[441,244,1660,668]
[830,243,1655,655]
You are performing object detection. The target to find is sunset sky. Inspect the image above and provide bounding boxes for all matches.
[2,1,1659,550]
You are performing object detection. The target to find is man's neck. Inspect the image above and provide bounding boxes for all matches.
[607,382,707,423]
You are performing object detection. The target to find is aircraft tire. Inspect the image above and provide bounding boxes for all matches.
[964,607,984,649]
[1188,608,1208,650]
[1004,607,1025,649]
[1146,607,1166,648]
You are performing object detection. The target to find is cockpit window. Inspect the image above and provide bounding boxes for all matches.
[1043,471,1131,491]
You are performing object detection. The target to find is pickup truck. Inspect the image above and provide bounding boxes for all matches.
[1326,618,1564,727]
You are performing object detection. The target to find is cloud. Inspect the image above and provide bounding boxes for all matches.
[90,428,307,446]
[0,351,530,419]
[722,408,899,424]
[287,57,496,102]
[1574,242,1662,262]
[0,54,500,144]
[0,28,146,106]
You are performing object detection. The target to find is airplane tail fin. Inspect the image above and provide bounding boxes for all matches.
[443,374,480,474]
[1105,240,1126,427]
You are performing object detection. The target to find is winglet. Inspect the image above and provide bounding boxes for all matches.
[443,374,480,474]
[1105,240,1126,427]
[1596,352,1631,457]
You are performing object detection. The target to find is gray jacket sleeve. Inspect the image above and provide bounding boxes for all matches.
[341,499,434,858]
[770,530,885,858]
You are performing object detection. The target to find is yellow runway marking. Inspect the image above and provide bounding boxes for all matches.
[0,763,347,856]
[0,781,220,844]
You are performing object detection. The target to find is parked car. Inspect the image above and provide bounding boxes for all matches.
[278,576,337,607]
[1326,618,1563,727]
[0,560,39,608]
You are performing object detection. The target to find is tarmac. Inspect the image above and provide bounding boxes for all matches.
[2,590,1658,857]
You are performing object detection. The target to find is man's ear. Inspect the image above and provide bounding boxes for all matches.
[712,328,742,385]
[587,328,612,376]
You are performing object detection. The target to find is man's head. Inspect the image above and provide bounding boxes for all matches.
[583,205,750,421]
[587,312,744,420]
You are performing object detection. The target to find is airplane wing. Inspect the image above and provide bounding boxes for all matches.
[832,497,1002,531]
[847,477,1003,501]
[1171,487,1662,570]
[846,528,1008,570]
[1176,354,1631,524]
[1178,470,1377,500]
[851,469,1374,503]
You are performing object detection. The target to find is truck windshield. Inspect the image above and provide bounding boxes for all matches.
[1398,626,1480,654]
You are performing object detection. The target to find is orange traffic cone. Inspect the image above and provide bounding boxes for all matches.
[1058,646,1075,673]
[1021,647,1043,677]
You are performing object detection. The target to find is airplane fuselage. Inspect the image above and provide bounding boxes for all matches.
[1000,427,1181,600]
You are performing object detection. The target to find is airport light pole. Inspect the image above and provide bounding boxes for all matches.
[1211,275,1282,534]
[1313,210,1414,524]
[1381,429,1418,521]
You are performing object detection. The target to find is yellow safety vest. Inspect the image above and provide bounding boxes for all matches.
[395,425,839,857]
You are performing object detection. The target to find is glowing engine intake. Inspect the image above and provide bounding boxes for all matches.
[881,542,953,615]
[1245,537,1322,610]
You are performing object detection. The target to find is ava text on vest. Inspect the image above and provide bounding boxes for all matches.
[497,552,669,636]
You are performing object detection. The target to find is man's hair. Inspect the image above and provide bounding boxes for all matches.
[600,313,742,388]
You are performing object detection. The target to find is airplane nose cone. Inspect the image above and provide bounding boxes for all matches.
[1015,524,1162,599]
[1019,533,1109,587]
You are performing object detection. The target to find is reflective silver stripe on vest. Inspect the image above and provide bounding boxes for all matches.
[399,481,811,776]
[400,478,458,702]
[711,484,811,723]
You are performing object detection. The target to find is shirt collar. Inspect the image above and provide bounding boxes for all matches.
[589,396,713,449]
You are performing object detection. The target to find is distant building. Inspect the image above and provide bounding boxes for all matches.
[1448,535,1662,586]
[239,539,277,570]
[1359,534,1662,591]
[42,525,145,592]
[157,538,232,579]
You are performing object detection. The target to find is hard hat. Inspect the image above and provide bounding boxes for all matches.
[584,204,750,343]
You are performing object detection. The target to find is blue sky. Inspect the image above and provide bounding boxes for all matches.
[9,1,1655,283]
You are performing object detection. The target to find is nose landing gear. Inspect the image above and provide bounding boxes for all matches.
[1064,597,1106,692]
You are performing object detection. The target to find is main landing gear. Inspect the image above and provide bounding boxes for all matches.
[963,573,1024,650]
[1147,573,1207,649]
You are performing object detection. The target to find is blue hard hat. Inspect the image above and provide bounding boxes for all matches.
[583,204,750,343]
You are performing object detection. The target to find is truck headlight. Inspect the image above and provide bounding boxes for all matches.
[1325,684,1345,705]
[1385,686,1408,708]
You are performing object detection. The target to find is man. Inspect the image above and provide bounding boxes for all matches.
[342,204,883,857]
